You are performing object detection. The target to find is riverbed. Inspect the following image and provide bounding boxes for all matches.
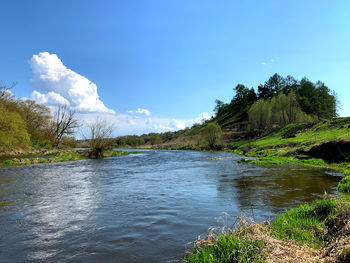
[0,150,341,262]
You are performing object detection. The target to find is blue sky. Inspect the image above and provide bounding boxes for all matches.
[1,1,350,135]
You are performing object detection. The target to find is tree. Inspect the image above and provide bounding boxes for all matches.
[52,105,79,147]
[214,99,225,115]
[0,105,30,151]
[258,73,285,99]
[0,82,16,100]
[149,134,162,145]
[249,92,315,131]
[202,122,222,150]
[17,99,52,145]
[86,118,113,158]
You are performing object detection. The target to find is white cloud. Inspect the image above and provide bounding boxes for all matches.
[75,112,212,137]
[128,108,151,116]
[31,90,70,106]
[29,52,115,114]
[261,58,275,66]
[148,112,211,133]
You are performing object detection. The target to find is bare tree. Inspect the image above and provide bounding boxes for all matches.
[86,118,113,158]
[0,82,16,100]
[52,105,79,147]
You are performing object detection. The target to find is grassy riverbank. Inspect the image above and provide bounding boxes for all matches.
[184,197,350,263]
[228,118,350,194]
[0,149,133,167]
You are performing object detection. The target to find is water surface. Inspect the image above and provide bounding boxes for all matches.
[0,150,341,262]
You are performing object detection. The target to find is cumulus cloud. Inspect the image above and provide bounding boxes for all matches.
[29,52,115,114]
[128,108,151,116]
[31,90,70,105]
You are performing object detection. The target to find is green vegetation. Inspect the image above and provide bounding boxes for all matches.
[185,197,350,262]
[0,149,134,167]
[271,198,336,248]
[104,150,136,157]
[0,84,78,153]
[228,118,350,193]
[338,176,350,193]
[0,150,84,167]
[248,92,314,131]
[0,105,31,150]
[202,122,223,150]
[185,232,266,263]
[214,74,336,131]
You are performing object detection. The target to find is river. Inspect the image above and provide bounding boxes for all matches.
[0,150,341,262]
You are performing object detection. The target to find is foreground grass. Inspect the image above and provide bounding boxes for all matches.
[185,232,266,263]
[271,197,336,248]
[184,197,350,263]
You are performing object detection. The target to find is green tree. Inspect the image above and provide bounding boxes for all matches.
[149,134,162,145]
[249,92,314,131]
[0,105,30,151]
[202,122,222,150]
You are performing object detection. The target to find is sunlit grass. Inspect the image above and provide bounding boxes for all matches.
[271,198,336,248]
[184,232,266,263]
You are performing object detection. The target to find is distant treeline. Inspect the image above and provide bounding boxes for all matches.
[0,84,77,152]
[214,73,337,130]
[115,131,183,147]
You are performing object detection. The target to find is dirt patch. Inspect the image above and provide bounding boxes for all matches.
[245,223,321,263]
[322,209,350,263]
[304,139,350,163]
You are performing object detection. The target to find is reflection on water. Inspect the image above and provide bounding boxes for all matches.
[0,150,342,262]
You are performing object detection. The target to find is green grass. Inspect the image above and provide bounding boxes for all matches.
[184,197,349,262]
[271,198,336,248]
[184,232,266,263]
[0,150,85,167]
[229,118,350,157]
[338,175,350,193]
[0,149,137,167]
[108,150,134,157]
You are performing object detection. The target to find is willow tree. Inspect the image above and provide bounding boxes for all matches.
[202,122,222,150]
[249,92,314,131]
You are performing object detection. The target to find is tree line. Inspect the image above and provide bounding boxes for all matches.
[214,73,338,131]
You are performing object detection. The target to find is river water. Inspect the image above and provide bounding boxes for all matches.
[0,150,342,262]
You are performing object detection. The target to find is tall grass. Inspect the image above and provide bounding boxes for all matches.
[338,175,350,193]
[184,232,266,263]
[271,198,336,247]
